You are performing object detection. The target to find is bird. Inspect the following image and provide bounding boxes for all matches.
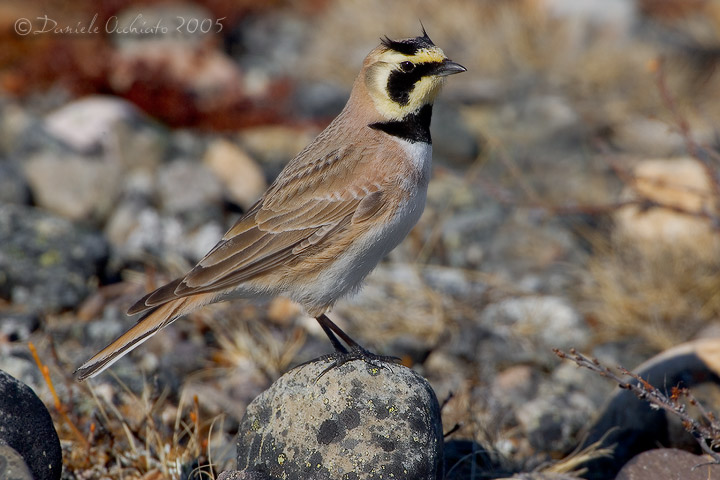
[75,29,466,381]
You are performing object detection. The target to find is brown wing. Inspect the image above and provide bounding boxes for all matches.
[128,140,389,315]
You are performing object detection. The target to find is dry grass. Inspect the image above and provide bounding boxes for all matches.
[27,339,228,479]
[70,381,214,479]
[578,235,720,351]
[202,302,307,380]
[300,0,584,81]
[26,280,220,480]
[573,55,720,352]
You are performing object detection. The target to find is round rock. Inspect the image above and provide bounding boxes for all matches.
[0,443,33,480]
[615,448,716,480]
[234,358,443,480]
[0,369,62,480]
[203,139,267,210]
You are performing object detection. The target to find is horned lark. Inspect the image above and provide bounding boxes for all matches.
[75,30,465,380]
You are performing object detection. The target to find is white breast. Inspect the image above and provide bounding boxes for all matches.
[403,139,433,185]
[380,139,432,250]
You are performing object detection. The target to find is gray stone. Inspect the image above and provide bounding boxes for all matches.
[291,82,348,119]
[0,443,33,480]
[0,370,62,480]
[157,160,223,215]
[480,295,589,366]
[105,202,224,263]
[432,103,480,167]
[0,204,108,313]
[421,264,482,298]
[0,162,30,205]
[235,358,443,480]
[218,470,272,480]
[0,312,39,343]
[439,207,504,269]
[492,365,540,408]
[484,211,584,288]
[543,0,636,37]
[610,116,689,157]
[23,151,123,222]
[0,101,35,155]
[0,356,40,392]
[232,11,309,77]
[517,390,596,454]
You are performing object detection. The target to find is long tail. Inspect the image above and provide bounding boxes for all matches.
[74,293,214,381]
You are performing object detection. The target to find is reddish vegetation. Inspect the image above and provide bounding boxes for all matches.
[637,0,712,19]
[0,0,297,130]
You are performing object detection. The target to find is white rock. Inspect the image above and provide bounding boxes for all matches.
[203,139,267,209]
[614,157,719,254]
[43,95,141,154]
[23,153,122,221]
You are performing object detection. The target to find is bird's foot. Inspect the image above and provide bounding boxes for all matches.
[315,345,400,380]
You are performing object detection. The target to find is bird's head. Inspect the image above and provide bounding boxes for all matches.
[362,29,466,121]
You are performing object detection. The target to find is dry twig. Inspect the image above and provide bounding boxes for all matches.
[554,348,720,463]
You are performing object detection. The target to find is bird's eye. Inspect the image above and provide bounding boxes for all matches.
[400,61,415,73]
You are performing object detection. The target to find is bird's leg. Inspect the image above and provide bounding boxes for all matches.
[314,313,400,379]
[315,313,363,350]
[316,316,349,354]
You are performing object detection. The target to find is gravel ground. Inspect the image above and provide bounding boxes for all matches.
[2,1,720,478]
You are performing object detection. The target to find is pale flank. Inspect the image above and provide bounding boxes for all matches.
[75,30,465,381]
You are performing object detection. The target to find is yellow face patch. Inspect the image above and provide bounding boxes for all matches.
[365,45,449,121]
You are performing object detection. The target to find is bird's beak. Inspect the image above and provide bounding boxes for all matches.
[436,60,467,77]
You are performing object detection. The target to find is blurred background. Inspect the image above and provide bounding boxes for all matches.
[2,0,720,478]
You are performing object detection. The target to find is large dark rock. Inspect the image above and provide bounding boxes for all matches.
[0,369,62,480]
[577,338,720,478]
[0,204,108,313]
[226,358,443,480]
